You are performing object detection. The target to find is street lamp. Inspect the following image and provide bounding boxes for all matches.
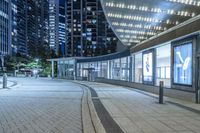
[35,58,39,63]
[35,58,39,78]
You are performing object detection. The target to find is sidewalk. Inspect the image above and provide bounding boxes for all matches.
[77,81,200,133]
[0,77,83,133]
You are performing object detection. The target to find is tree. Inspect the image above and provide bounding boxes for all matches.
[4,53,30,71]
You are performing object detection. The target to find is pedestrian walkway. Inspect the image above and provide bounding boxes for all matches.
[77,81,200,133]
[1,78,200,133]
[0,78,83,133]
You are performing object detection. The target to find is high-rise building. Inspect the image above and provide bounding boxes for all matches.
[0,0,12,56]
[58,0,66,57]
[27,0,49,57]
[9,0,49,57]
[65,0,118,57]
[11,0,18,55]
[1,0,49,58]
[49,0,66,56]
[49,0,59,55]
[15,0,28,56]
[37,0,49,58]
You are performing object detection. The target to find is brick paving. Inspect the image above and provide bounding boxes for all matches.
[2,78,200,133]
[0,78,83,133]
[79,81,200,133]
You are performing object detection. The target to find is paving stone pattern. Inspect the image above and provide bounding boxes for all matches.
[83,82,200,133]
[0,78,83,133]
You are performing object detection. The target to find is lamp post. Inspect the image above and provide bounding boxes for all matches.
[35,58,39,78]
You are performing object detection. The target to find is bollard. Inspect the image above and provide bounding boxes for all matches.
[3,73,7,88]
[159,81,164,104]
[198,89,200,104]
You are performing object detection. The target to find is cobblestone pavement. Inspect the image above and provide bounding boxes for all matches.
[80,82,200,133]
[0,78,83,133]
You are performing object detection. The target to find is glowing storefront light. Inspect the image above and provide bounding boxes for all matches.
[173,42,192,85]
[143,52,153,82]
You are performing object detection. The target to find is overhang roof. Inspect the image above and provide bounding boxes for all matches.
[101,0,200,46]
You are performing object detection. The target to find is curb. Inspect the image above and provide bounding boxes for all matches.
[85,86,106,133]
[81,85,96,133]
[0,80,18,89]
[73,81,106,133]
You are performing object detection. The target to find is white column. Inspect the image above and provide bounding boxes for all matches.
[107,60,110,79]
[51,61,54,78]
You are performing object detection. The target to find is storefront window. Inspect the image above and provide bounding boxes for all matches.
[135,53,142,83]
[87,62,98,81]
[77,63,81,77]
[102,61,108,78]
[127,57,130,81]
[143,51,153,83]
[173,42,192,85]
[96,62,101,77]
[121,57,129,81]
[57,59,75,79]
[81,63,89,77]
[131,54,135,82]
[112,59,121,80]
[110,60,114,79]
[66,60,75,78]
[156,44,171,87]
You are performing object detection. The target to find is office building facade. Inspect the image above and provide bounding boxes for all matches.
[49,0,60,55]
[58,0,66,57]
[0,0,11,56]
[27,0,49,57]
[10,0,49,57]
[65,0,118,57]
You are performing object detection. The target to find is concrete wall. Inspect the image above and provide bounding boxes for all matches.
[95,78,196,102]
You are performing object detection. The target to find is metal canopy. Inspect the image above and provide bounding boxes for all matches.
[101,0,200,46]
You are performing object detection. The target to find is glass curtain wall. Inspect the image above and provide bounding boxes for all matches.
[57,61,62,78]
[156,44,171,87]
[81,63,89,78]
[131,54,135,82]
[101,61,108,78]
[57,61,66,78]
[110,60,114,79]
[97,62,101,77]
[173,42,192,85]
[112,59,121,80]
[66,59,75,79]
[121,57,129,81]
[135,53,143,83]
[77,63,81,77]
[57,59,75,79]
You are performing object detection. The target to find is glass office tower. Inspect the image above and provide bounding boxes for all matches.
[65,0,118,57]
[49,0,66,56]
[59,0,66,57]
[0,0,11,56]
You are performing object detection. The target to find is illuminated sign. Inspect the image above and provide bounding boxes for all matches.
[143,52,153,82]
[173,42,192,85]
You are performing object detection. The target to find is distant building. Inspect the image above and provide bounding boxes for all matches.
[0,0,12,56]
[49,0,66,56]
[11,0,18,55]
[58,0,66,57]
[8,0,49,57]
[65,0,118,57]
[27,0,49,57]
